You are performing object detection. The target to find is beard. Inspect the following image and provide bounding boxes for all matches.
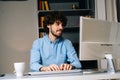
[51,29,63,38]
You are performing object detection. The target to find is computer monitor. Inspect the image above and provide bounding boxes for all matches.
[79,17,120,60]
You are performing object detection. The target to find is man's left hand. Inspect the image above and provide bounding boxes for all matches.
[60,63,73,70]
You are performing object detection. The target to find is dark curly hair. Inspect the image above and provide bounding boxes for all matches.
[43,11,67,33]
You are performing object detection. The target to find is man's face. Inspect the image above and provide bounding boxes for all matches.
[48,21,64,38]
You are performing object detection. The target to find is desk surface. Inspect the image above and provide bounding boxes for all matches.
[1,71,120,80]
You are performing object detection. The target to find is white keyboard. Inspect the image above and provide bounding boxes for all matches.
[82,69,106,74]
[29,69,82,75]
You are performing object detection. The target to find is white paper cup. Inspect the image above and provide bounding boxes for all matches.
[14,62,25,77]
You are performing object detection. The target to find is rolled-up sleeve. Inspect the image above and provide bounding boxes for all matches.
[30,39,43,72]
[65,40,81,69]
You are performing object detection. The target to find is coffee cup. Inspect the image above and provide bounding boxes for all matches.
[14,62,25,77]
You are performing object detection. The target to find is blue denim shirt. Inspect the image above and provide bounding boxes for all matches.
[30,35,81,71]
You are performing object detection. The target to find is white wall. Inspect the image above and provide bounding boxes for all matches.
[0,0,38,73]
[95,0,117,22]
[95,0,106,20]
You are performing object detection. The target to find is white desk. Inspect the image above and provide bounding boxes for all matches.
[1,71,120,80]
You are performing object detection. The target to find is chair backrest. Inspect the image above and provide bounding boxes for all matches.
[80,60,98,69]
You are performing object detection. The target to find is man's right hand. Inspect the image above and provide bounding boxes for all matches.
[40,64,60,72]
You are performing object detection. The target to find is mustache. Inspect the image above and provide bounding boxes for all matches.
[56,29,63,32]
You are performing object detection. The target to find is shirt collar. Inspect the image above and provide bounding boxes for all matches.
[45,35,63,43]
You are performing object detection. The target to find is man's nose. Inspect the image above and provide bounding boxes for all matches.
[59,24,64,30]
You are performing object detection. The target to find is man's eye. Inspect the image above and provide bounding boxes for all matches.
[56,24,59,26]
[56,23,60,25]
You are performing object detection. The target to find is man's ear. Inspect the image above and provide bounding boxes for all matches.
[47,25,50,28]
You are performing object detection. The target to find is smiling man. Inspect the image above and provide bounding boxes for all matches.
[30,11,81,72]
